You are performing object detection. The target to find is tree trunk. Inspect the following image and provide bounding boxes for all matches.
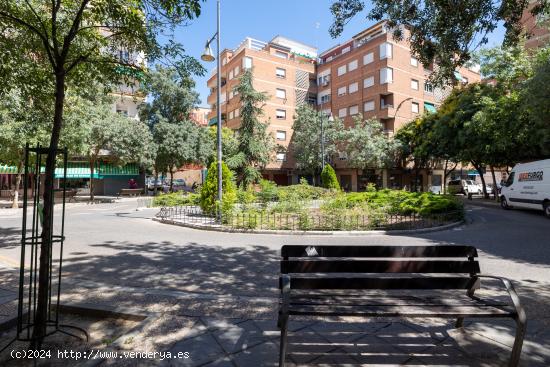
[89,157,96,202]
[472,162,487,198]
[32,71,66,346]
[169,167,174,192]
[12,172,22,209]
[443,160,457,195]
[153,170,159,196]
[490,166,499,201]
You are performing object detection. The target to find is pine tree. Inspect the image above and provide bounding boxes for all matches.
[228,69,274,186]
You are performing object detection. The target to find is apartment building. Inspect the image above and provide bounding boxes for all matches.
[206,23,481,191]
[206,36,317,185]
[190,106,211,126]
[316,21,480,191]
[521,1,550,48]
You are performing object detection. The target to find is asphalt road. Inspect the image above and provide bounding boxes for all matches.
[0,199,548,296]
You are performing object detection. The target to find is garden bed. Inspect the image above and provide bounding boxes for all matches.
[156,181,464,232]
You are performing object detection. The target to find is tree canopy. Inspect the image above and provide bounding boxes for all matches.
[329,0,549,85]
[229,69,275,186]
[291,105,344,179]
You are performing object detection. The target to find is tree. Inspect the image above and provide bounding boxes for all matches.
[328,0,549,85]
[321,164,341,190]
[0,91,49,207]
[0,0,204,344]
[522,48,550,157]
[200,161,237,217]
[343,116,401,173]
[207,126,239,168]
[290,105,344,184]
[140,66,207,192]
[63,91,155,201]
[153,120,206,191]
[229,69,275,186]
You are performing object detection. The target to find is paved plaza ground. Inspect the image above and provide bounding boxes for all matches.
[0,198,549,366]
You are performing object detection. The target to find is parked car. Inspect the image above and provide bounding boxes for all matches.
[146,177,166,192]
[500,159,550,217]
[447,179,481,195]
[171,179,186,192]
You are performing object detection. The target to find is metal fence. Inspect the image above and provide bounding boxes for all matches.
[156,205,463,231]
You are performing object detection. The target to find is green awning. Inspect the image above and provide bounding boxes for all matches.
[454,71,463,81]
[208,117,218,126]
[98,162,139,176]
[424,102,437,113]
[40,162,139,179]
[0,164,20,174]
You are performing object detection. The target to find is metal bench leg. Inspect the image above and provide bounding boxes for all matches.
[279,314,289,367]
[509,317,526,367]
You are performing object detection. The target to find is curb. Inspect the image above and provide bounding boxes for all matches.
[152,217,465,236]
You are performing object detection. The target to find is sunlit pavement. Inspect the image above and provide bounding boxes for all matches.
[0,199,549,366]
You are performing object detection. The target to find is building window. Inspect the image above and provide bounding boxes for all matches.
[364,76,374,88]
[222,57,227,65]
[276,67,286,78]
[275,51,288,59]
[410,57,418,67]
[338,108,347,118]
[337,86,347,96]
[276,130,286,141]
[364,100,375,112]
[411,79,419,90]
[341,46,351,54]
[379,42,393,59]
[363,52,373,65]
[234,66,240,76]
[276,109,286,120]
[276,152,287,161]
[411,102,419,113]
[318,74,330,86]
[228,70,234,80]
[349,105,359,115]
[235,108,240,117]
[116,107,128,116]
[349,82,358,94]
[276,88,286,99]
[424,82,434,94]
[337,64,347,76]
[319,93,331,104]
[463,76,469,84]
[326,56,333,62]
[243,56,252,69]
[348,59,358,71]
[380,67,393,84]
[229,110,234,119]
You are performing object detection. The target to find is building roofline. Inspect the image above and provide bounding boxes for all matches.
[318,20,388,58]
[269,35,318,51]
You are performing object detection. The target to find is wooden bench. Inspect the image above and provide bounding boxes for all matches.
[278,245,526,367]
[118,188,143,197]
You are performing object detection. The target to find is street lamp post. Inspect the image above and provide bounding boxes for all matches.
[201,0,222,218]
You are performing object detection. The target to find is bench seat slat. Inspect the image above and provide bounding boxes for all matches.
[281,245,478,258]
[284,276,479,290]
[287,304,514,318]
[281,260,480,274]
[287,295,509,308]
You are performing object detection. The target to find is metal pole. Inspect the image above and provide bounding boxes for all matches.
[216,0,223,219]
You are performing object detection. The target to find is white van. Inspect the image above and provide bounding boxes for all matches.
[500,159,550,218]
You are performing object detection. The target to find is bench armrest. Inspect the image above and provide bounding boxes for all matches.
[475,275,526,323]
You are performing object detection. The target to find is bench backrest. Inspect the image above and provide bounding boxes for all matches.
[280,245,480,291]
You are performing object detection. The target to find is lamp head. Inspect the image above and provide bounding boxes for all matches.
[201,42,215,62]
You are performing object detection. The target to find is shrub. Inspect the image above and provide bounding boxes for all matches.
[321,164,340,190]
[278,178,329,202]
[256,179,279,206]
[236,185,256,206]
[199,161,237,217]
[152,192,199,207]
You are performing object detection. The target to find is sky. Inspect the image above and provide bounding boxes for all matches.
[172,0,507,106]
